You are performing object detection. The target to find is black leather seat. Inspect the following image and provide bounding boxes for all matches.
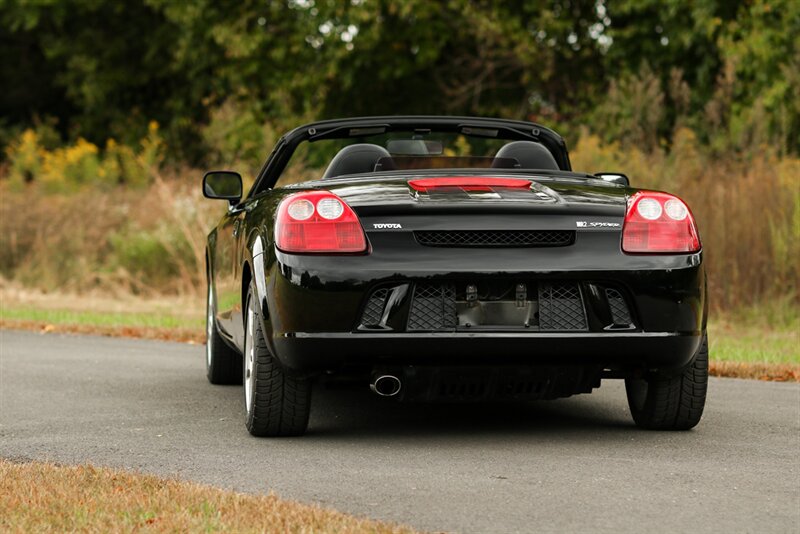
[322,144,392,179]
[492,141,559,170]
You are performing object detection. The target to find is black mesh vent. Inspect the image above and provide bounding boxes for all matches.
[407,283,457,331]
[361,288,389,326]
[415,230,574,248]
[605,288,632,326]
[538,283,588,331]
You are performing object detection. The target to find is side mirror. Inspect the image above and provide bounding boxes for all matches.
[594,172,630,187]
[203,171,242,204]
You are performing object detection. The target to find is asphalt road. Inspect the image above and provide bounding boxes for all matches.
[1,330,798,533]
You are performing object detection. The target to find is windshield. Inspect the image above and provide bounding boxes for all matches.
[275,130,561,188]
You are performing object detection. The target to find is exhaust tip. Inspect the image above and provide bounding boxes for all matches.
[371,374,402,397]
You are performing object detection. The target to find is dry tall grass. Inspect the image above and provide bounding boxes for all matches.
[1,132,798,314]
[0,171,218,296]
[0,460,414,533]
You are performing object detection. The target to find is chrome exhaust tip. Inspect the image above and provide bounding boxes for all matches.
[370,374,402,397]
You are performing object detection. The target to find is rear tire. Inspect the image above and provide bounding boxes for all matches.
[243,287,311,437]
[625,334,708,430]
[206,282,242,385]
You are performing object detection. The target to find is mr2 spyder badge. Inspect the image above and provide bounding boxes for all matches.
[576,221,621,228]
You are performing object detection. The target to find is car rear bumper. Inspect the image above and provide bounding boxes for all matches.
[272,331,703,374]
[259,242,706,376]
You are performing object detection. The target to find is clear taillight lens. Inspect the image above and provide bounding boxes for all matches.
[622,191,701,254]
[275,191,367,253]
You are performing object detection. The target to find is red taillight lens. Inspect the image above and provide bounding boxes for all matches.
[275,191,367,253]
[622,191,701,254]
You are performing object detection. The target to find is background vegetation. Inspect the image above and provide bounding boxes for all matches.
[0,0,797,325]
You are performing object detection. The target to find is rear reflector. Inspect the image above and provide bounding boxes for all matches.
[408,177,532,192]
[275,191,367,253]
[622,191,701,254]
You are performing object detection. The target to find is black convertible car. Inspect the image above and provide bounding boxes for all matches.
[203,116,708,437]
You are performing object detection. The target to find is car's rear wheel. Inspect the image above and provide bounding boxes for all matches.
[206,282,242,384]
[625,334,708,430]
[243,287,311,437]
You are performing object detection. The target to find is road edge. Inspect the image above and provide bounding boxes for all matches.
[2,319,797,382]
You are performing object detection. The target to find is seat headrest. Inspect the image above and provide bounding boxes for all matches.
[492,141,559,170]
[322,144,391,179]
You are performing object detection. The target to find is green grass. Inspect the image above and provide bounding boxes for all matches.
[0,306,203,330]
[707,298,799,364]
[708,323,798,364]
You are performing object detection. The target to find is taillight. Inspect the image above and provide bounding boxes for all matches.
[622,191,701,254]
[275,191,367,253]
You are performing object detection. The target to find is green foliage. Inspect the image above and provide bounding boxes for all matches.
[201,99,279,172]
[716,0,800,154]
[592,63,665,149]
[602,0,800,153]
[2,0,796,161]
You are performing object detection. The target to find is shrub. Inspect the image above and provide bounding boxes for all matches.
[5,129,43,186]
[1,123,165,191]
[40,138,102,190]
[108,226,188,292]
[591,64,666,150]
[201,100,277,173]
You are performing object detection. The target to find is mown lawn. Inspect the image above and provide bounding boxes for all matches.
[0,306,203,330]
[708,322,797,364]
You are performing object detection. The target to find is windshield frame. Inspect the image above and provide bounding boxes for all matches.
[247,116,571,199]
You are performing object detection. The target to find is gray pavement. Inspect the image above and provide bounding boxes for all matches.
[1,330,798,533]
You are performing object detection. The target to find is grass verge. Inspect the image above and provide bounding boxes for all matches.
[0,286,205,342]
[0,319,204,344]
[0,306,202,330]
[707,313,797,365]
[1,288,797,381]
[0,459,415,533]
[708,361,799,382]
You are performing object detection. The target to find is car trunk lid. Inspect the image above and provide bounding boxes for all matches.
[304,174,625,234]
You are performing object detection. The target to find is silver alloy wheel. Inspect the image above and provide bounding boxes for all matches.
[206,286,214,368]
[244,298,256,413]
